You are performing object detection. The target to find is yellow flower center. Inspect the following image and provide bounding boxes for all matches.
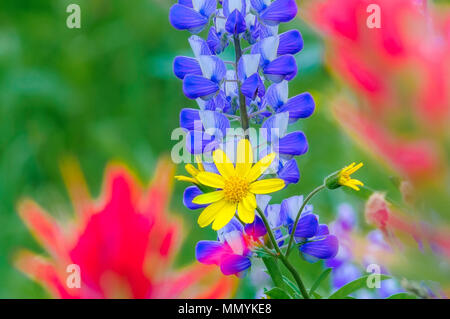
[223,175,249,203]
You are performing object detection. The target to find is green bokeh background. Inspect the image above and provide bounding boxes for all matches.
[0,0,402,298]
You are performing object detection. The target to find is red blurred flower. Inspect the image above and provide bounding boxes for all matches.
[304,0,450,183]
[14,158,236,298]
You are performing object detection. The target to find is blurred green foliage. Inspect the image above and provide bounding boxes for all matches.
[0,0,403,298]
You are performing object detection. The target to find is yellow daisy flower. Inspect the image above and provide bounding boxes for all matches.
[338,162,364,190]
[191,139,285,231]
[325,162,364,191]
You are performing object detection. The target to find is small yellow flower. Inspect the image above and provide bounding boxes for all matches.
[192,139,285,230]
[325,162,364,191]
[175,156,205,184]
[338,162,364,190]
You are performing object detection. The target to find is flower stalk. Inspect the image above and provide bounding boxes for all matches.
[256,207,310,299]
[286,184,326,256]
[233,34,250,135]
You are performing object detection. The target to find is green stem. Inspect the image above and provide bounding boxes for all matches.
[233,34,250,136]
[286,184,326,256]
[256,207,310,299]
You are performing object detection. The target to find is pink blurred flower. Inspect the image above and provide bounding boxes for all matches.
[14,158,236,298]
[365,192,450,259]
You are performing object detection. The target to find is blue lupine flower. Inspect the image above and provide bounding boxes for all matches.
[171,0,317,219]
[277,195,339,262]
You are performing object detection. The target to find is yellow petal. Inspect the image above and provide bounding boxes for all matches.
[198,200,227,228]
[249,178,285,194]
[195,155,205,172]
[246,153,276,182]
[213,149,235,179]
[212,201,237,230]
[344,179,364,191]
[238,202,255,224]
[192,191,224,204]
[175,175,197,183]
[344,183,360,191]
[242,192,257,211]
[236,138,253,176]
[347,162,363,174]
[185,164,199,177]
[196,172,225,188]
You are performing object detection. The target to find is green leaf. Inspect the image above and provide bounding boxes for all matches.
[328,275,391,299]
[309,268,332,295]
[282,275,302,299]
[387,293,417,299]
[265,287,292,299]
[262,257,290,293]
[311,292,323,299]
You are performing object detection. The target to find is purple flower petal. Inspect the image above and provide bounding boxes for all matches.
[280,195,303,224]
[225,9,247,34]
[260,0,298,26]
[199,110,230,138]
[278,131,308,156]
[183,74,219,100]
[278,30,304,56]
[250,0,269,13]
[279,92,315,122]
[196,240,226,265]
[278,159,300,184]
[241,73,265,99]
[207,27,226,54]
[336,203,357,232]
[169,4,208,34]
[300,235,339,260]
[220,254,251,275]
[189,35,212,58]
[218,218,244,241]
[173,56,202,80]
[237,54,261,80]
[186,130,215,154]
[198,55,227,83]
[183,186,207,210]
[195,0,217,17]
[180,108,201,131]
[262,112,289,142]
[295,213,319,239]
[263,55,298,83]
[244,216,267,238]
[223,0,247,17]
[266,203,286,228]
[316,224,330,236]
[265,81,288,110]
[331,263,362,290]
[178,0,193,8]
